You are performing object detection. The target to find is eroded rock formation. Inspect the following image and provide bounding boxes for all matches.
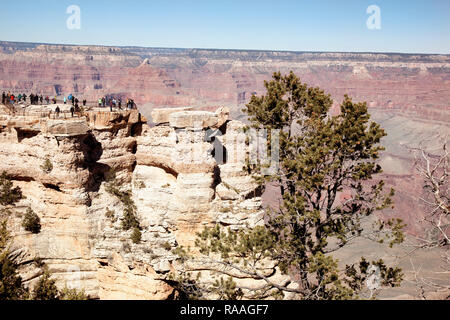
[1,42,449,238]
[0,103,266,299]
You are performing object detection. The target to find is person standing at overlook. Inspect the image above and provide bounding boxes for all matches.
[75,103,80,116]
[2,92,6,104]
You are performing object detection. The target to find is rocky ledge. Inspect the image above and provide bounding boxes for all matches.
[0,104,270,299]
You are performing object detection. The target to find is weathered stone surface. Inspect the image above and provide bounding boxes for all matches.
[0,106,270,300]
[214,106,230,129]
[221,175,260,198]
[84,110,144,130]
[216,182,239,200]
[45,119,89,136]
[98,266,174,300]
[169,111,218,128]
[151,107,193,124]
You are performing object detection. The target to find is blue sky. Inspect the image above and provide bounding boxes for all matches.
[0,0,449,53]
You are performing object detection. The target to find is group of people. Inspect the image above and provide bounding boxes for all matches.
[98,96,137,111]
[2,92,58,105]
[1,92,58,105]
[54,104,82,118]
[63,94,87,108]
[2,91,138,114]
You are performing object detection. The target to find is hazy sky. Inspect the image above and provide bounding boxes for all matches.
[0,0,449,53]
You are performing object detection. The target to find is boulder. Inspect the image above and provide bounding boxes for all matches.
[169,111,218,129]
[151,107,193,124]
[214,106,230,129]
[216,182,239,200]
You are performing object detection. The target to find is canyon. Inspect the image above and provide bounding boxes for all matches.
[0,41,448,299]
[1,41,449,123]
[0,103,270,299]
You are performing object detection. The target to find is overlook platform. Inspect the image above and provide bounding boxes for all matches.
[0,103,146,136]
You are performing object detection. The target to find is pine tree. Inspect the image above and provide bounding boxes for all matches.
[0,219,28,300]
[0,172,23,206]
[22,208,41,234]
[182,72,405,300]
[131,227,142,244]
[32,269,59,300]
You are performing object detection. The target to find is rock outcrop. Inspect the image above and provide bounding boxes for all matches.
[1,41,449,239]
[0,104,265,299]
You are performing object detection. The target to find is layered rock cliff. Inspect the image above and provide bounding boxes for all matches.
[0,103,266,299]
[1,41,449,123]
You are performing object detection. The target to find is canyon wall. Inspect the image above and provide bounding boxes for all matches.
[0,41,449,243]
[1,42,449,122]
[0,104,270,299]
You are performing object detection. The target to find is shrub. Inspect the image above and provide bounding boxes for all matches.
[59,287,88,300]
[0,251,29,300]
[162,241,172,251]
[104,170,140,231]
[0,219,29,300]
[32,270,89,300]
[32,269,59,300]
[105,207,117,223]
[34,257,45,268]
[134,180,146,189]
[219,206,231,213]
[22,208,41,234]
[122,206,139,231]
[0,172,23,206]
[131,227,142,244]
[40,158,53,173]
